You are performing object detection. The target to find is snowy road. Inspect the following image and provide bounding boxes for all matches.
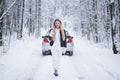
[0,37,120,80]
[32,56,79,80]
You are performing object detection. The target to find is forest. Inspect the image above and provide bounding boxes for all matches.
[0,0,120,54]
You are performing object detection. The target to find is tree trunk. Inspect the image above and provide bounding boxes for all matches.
[17,0,25,39]
[35,0,41,38]
[109,2,118,54]
[38,0,41,37]
[111,26,118,54]
[92,0,98,43]
[0,0,4,46]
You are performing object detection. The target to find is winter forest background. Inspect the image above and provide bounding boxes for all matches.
[0,0,120,53]
[0,0,120,80]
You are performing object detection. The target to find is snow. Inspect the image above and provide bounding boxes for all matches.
[73,37,120,80]
[0,38,42,80]
[0,35,120,80]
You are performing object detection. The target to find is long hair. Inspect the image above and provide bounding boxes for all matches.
[52,19,65,41]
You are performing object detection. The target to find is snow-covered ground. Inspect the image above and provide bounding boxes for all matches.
[0,35,120,80]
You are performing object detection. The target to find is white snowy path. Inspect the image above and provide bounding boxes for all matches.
[0,36,120,80]
[32,56,79,80]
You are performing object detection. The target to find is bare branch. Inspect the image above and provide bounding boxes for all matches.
[0,0,17,20]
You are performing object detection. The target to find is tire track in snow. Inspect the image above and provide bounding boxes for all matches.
[59,56,80,80]
[73,37,120,80]
[87,56,120,80]
[70,53,87,80]
[79,50,120,80]
[72,50,119,80]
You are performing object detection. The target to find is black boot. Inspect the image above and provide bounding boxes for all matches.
[54,69,59,76]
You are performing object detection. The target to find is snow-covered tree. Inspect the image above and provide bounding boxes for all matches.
[0,0,120,53]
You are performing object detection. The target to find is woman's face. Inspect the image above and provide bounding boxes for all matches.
[54,21,61,29]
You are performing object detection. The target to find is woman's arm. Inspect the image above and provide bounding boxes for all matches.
[49,29,55,46]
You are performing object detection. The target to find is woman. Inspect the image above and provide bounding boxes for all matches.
[50,19,67,76]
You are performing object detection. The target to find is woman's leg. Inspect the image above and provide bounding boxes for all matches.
[51,47,62,76]
[51,49,62,70]
[56,48,62,70]
[51,49,58,70]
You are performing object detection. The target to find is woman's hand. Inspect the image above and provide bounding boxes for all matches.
[52,28,56,41]
[52,30,56,35]
[53,28,56,35]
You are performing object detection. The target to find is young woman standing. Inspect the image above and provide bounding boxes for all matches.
[50,19,67,76]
